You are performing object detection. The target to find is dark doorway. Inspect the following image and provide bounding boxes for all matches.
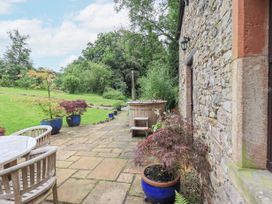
[267,0,272,171]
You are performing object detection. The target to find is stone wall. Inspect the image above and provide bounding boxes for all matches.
[179,0,244,203]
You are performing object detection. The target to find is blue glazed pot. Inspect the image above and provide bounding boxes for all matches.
[141,165,180,204]
[108,113,114,119]
[41,118,63,135]
[66,115,81,127]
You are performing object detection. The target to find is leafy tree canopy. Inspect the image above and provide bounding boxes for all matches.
[81,29,167,94]
[114,0,180,82]
[0,30,32,85]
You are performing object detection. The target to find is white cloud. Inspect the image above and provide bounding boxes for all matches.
[0,0,26,14]
[59,55,78,68]
[0,0,129,70]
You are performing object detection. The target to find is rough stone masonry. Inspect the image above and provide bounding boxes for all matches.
[179,0,245,203]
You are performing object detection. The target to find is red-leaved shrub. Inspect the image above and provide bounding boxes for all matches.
[134,112,210,182]
[60,100,88,115]
[135,128,189,175]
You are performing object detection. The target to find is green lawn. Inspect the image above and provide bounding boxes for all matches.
[0,87,121,134]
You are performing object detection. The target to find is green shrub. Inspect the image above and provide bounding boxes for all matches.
[62,75,80,94]
[113,101,123,108]
[0,75,14,87]
[15,74,37,88]
[61,60,112,94]
[139,60,177,109]
[103,88,126,100]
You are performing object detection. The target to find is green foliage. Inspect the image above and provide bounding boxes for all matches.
[115,0,179,41]
[113,101,123,108]
[82,30,165,95]
[139,60,177,109]
[28,68,57,119]
[15,73,37,88]
[0,74,14,87]
[114,0,180,82]
[175,191,189,204]
[62,75,80,94]
[152,122,162,132]
[35,98,65,119]
[103,87,126,100]
[2,30,32,83]
[62,60,112,94]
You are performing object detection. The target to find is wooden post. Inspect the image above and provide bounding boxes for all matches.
[131,70,136,101]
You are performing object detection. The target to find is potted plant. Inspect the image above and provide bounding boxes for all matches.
[108,113,114,120]
[135,128,189,203]
[113,110,118,115]
[36,98,64,134]
[60,100,88,127]
[113,102,122,111]
[134,113,200,204]
[29,68,64,135]
[0,127,5,136]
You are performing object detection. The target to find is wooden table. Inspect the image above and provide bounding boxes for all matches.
[0,136,37,166]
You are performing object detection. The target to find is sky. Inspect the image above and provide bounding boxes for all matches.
[0,0,129,71]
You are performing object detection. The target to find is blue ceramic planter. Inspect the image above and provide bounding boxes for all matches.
[108,113,114,119]
[41,118,62,135]
[66,115,81,127]
[141,165,180,204]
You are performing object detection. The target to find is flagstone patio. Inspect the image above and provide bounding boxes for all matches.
[45,111,147,204]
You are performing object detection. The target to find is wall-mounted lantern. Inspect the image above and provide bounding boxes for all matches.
[180,37,190,51]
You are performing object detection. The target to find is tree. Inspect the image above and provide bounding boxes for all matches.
[62,75,80,94]
[139,59,177,109]
[28,68,56,119]
[61,59,112,94]
[114,0,180,82]
[3,29,32,82]
[82,29,166,95]
[114,0,179,43]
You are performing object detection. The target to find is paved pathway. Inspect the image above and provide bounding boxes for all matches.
[46,111,146,204]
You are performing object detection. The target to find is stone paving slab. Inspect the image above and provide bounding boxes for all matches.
[56,160,73,168]
[87,158,127,180]
[57,150,76,160]
[129,175,145,197]
[56,168,77,186]
[70,156,103,170]
[82,181,130,204]
[117,173,134,183]
[125,196,146,204]
[56,178,96,203]
[45,112,144,204]
[72,170,91,179]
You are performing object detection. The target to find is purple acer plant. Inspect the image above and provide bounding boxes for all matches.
[60,100,88,116]
[135,128,190,176]
[134,112,210,181]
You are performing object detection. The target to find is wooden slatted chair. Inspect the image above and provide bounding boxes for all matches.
[11,126,52,148]
[0,146,58,204]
